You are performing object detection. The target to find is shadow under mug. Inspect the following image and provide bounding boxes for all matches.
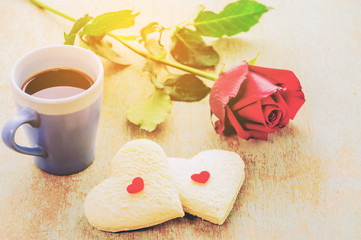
[2,45,104,175]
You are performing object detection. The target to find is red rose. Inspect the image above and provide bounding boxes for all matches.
[209,61,305,140]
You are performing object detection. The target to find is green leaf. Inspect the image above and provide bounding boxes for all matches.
[163,74,210,102]
[248,51,261,65]
[82,36,130,66]
[126,89,172,132]
[64,14,93,45]
[80,10,139,37]
[170,27,219,69]
[193,0,270,38]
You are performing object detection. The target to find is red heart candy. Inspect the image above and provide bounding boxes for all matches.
[127,177,144,194]
[191,171,210,184]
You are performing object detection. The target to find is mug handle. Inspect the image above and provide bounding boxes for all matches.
[2,107,47,157]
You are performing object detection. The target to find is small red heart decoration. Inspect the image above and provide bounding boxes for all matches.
[127,177,144,194]
[191,171,210,184]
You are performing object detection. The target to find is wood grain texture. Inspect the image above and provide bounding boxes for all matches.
[0,0,360,239]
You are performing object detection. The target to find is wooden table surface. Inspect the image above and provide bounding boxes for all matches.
[1,0,360,239]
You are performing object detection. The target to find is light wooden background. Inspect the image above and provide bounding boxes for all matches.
[0,0,360,239]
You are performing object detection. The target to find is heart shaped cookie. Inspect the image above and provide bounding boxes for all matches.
[84,139,184,232]
[168,150,245,225]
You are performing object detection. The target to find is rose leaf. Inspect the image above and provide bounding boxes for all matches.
[126,89,172,132]
[170,27,219,69]
[64,14,93,45]
[80,10,139,37]
[144,38,167,57]
[143,60,169,89]
[163,74,210,102]
[140,22,161,41]
[193,0,270,38]
[82,36,131,66]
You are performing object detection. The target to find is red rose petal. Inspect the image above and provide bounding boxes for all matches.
[247,130,269,141]
[270,92,290,126]
[249,65,302,91]
[209,61,249,134]
[244,121,278,134]
[191,171,210,184]
[271,91,288,107]
[260,96,285,127]
[226,105,269,140]
[227,106,269,140]
[262,105,283,128]
[278,90,306,119]
[226,105,251,140]
[231,71,282,111]
[261,94,277,105]
[214,119,225,134]
[233,100,265,124]
[127,177,144,194]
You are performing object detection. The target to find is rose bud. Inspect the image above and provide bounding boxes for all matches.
[209,61,305,140]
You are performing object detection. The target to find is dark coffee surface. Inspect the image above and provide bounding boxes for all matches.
[22,68,94,99]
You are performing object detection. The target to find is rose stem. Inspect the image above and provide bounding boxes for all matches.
[29,0,219,81]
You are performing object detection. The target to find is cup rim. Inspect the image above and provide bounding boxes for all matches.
[10,45,104,105]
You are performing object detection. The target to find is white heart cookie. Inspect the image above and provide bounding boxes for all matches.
[84,139,184,232]
[168,150,245,225]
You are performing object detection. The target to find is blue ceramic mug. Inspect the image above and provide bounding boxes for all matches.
[2,45,104,175]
